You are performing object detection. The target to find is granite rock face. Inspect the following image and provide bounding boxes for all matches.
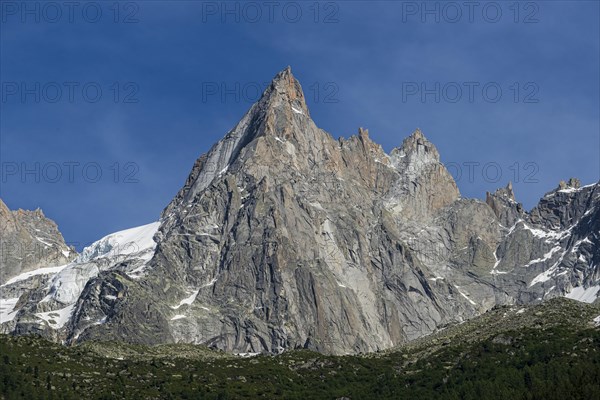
[486,182,525,227]
[491,180,600,305]
[0,199,76,285]
[1,68,599,354]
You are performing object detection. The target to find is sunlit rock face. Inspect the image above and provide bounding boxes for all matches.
[2,68,598,355]
[0,199,76,285]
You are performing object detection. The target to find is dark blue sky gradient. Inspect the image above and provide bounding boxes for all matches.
[1,1,599,250]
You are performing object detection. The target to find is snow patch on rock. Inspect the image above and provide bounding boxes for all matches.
[565,285,600,304]
[77,222,160,263]
[0,298,20,323]
[172,289,200,309]
[35,304,75,329]
[1,264,69,287]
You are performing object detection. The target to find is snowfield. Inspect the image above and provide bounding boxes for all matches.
[1,221,160,330]
[76,222,160,263]
[565,285,600,304]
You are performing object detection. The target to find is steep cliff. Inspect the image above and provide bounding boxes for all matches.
[1,68,598,355]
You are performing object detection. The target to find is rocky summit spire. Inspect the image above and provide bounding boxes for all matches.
[558,178,581,190]
[395,129,440,162]
[497,181,516,202]
[389,128,442,178]
[386,129,459,219]
[161,67,318,215]
[486,182,523,226]
[257,66,310,117]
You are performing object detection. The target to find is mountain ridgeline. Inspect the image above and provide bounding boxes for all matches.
[1,67,599,355]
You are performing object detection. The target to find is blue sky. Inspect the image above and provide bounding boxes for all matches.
[1,1,599,250]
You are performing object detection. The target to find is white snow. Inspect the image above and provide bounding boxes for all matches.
[594,315,600,327]
[505,220,572,243]
[39,294,52,303]
[35,237,52,247]
[3,221,160,315]
[491,249,508,274]
[521,223,570,241]
[516,308,525,314]
[454,286,476,306]
[524,246,562,267]
[506,219,524,235]
[581,183,598,189]
[529,267,557,287]
[77,222,160,263]
[35,304,75,329]
[235,352,260,358]
[557,187,579,194]
[171,290,200,309]
[125,263,149,277]
[48,263,100,304]
[1,264,69,287]
[170,314,187,321]
[522,225,550,238]
[545,286,556,296]
[202,277,218,287]
[565,285,600,304]
[490,269,509,275]
[0,298,20,323]
[583,208,595,217]
[104,295,117,300]
[492,249,500,268]
[291,106,303,115]
[309,202,325,211]
[571,237,592,253]
[529,244,577,287]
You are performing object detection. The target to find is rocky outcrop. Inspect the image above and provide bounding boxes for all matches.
[386,129,460,221]
[490,180,599,305]
[1,67,598,355]
[0,199,76,285]
[486,182,524,227]
[0,222,159,337]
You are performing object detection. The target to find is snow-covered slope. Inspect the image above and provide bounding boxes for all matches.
[76,222,160,263]
[0,222,160,336]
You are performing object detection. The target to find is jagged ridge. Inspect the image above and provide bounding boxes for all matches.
[1,67,599,356]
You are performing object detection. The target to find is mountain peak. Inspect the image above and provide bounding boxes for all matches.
[161,67,315,213]
[410,128,425,140]
[259,66,309,117]
[497,181,516,201]
[558,178,581,190]
[392,128,440,164]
